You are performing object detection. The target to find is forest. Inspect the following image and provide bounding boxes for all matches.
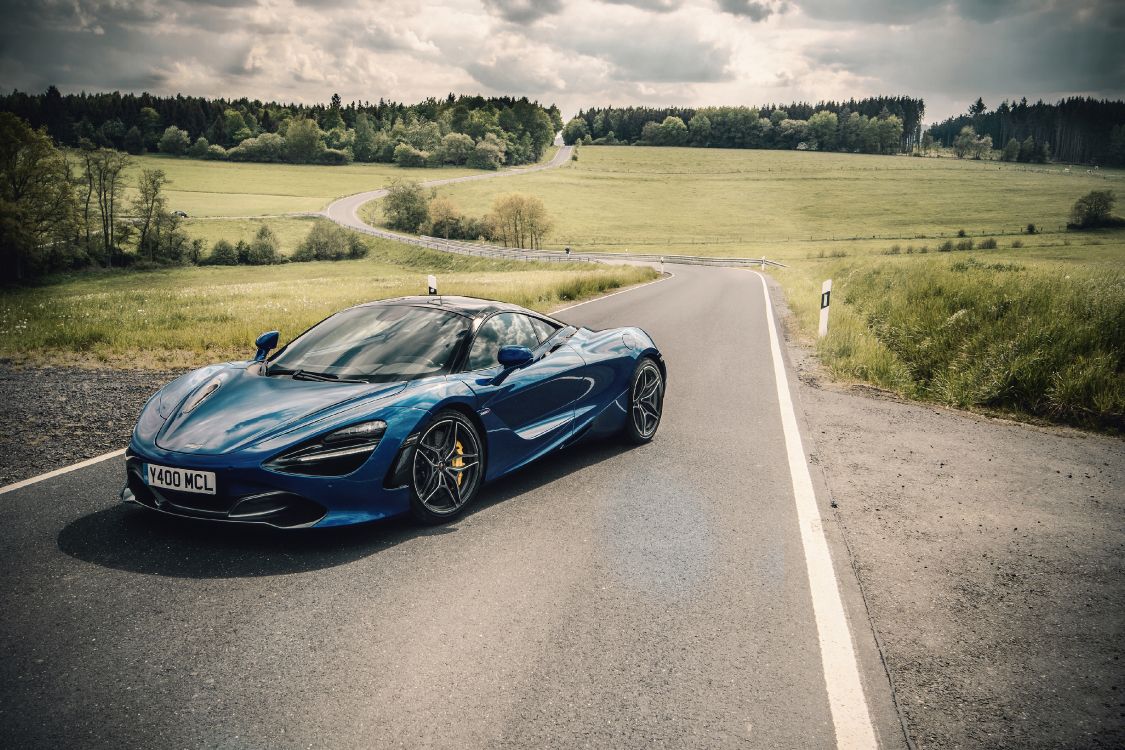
[0,88,563,168]
[563,97,923,154]
[928,97,1125,165]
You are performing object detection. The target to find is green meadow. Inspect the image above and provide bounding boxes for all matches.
[422,146,1124,427]
[426,145,1124,259]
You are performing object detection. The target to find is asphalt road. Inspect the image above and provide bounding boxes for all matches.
[0,264,906,749]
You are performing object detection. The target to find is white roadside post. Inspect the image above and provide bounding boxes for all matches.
[659,256,665,275]
[818,279,832,338]
[427,274,438,296]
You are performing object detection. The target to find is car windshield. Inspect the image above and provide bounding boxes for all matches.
[267,305,471,383]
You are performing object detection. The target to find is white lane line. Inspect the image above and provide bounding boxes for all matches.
[752,271,878,749]
[552,271,674,315]
[0,448,126,496]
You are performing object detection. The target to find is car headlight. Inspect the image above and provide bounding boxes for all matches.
[264,420,387,476]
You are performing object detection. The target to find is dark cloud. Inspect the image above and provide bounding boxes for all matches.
[480,0,564,24]
[600,0,683,12]
[558,23,733,83]
[716,0,782,21]
[793,0,1056,25]
[807,1,1124,117]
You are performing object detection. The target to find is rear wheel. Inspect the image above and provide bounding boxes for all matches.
[623,357,664,444]
[409,410,485,524]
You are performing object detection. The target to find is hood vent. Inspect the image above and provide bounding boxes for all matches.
[181,377,223,415]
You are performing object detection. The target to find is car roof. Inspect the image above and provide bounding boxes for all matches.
[352,295,554,322]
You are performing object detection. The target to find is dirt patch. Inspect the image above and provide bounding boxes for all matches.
[772,280,1125,749]
[0,366,183,486]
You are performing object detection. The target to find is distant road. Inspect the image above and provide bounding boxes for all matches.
[323,144,574,238]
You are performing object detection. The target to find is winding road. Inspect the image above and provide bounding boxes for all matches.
[0,146,907,748]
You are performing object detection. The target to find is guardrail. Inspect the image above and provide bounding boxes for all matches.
[348,223,787,269]
[427,237,788,268]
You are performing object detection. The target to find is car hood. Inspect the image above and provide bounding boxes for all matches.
[155,364,407,455]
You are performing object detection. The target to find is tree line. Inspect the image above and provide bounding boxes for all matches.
[927,97,1125,165]
[563,96,923,154]
[0,88,563,168]
[0,112,373,283]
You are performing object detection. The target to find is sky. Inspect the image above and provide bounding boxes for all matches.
[0,0,1121,123]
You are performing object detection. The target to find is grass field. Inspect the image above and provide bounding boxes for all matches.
[0,238,655,368]
[120,154,483,217]
[420,146,1124,428]
[426,146,1125,259]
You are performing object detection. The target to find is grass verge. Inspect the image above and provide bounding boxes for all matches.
[0,237,657,369]
[775,254,1124,430]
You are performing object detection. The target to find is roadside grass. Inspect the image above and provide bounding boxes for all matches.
[424,146,1124,260]
[776,252,1125,429]
[0,238,656,368]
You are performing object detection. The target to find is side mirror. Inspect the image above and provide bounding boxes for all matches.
[254,330,280,362]
[497,345,534,369]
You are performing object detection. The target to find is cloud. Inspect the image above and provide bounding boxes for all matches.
[480,0,564,23]
[0,0,1117,121]
[600,0,683,11]
[716,0,783,21]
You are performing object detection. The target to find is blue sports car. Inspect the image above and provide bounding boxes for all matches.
[122,296,666,528]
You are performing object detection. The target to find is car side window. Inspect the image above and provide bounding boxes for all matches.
[467,313,541,370]
[530,317,560,344]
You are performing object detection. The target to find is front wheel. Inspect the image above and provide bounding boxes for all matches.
[623,358,664,444]
[409,410,485,524]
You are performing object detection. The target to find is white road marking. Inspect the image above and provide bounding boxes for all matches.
[752,271,878,749]
[552,271,674,315]
[0,448,125,496]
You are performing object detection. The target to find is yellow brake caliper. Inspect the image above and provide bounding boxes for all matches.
[452,440,465,487]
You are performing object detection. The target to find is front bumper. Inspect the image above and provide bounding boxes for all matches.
[123,407,427,528]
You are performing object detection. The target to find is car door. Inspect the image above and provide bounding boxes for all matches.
[461,312,587,478]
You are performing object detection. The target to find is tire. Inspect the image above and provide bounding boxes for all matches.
[623,357,664,444]
[408,409,486,524]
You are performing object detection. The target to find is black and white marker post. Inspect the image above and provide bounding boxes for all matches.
[818,279,832,338]
[427,274,438,296]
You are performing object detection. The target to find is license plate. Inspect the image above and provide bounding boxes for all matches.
[145,463,216,495]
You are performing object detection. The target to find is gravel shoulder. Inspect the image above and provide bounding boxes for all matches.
[769,279,1125,749]
[0,365,183,486]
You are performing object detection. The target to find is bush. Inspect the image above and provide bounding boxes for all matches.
[246,225,281,264]
[979,238,997,249]
[393,143,427,168]
[319,148,351,165]
[938,240,954,252]
[1011,239,1024,248]
[205,144,227,160]
[158,126,191,156]
[382,181,430,232]
[955,239,974,251]
[206,239,238,265]
[956,228,967,238]
[188,136,210,159]
[226,133,285,162]
[293,221,368,261]
[1026,223,1037,234]
[1068,190,1121,229]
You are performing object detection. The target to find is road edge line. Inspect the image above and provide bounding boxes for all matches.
[551,271,674,315]
[0,449,125,496]
[752,270,878,749]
